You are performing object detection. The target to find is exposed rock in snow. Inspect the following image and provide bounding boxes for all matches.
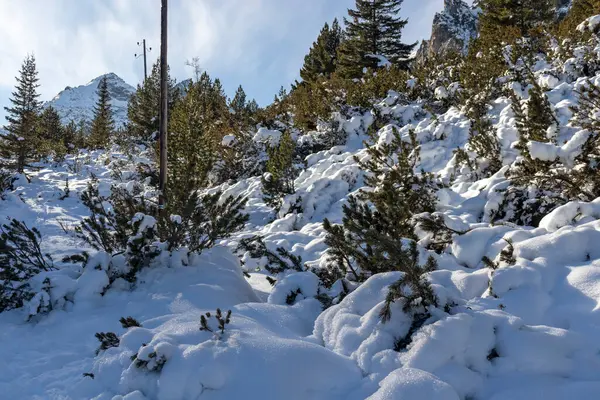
[416,0,573,63]
[416,0,479,63]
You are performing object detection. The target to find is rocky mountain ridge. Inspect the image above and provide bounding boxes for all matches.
[45,72,136,127]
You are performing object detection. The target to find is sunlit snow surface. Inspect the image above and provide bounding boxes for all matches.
[3,25,600,400]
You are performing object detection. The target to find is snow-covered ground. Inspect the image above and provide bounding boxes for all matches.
[3,18,600,399]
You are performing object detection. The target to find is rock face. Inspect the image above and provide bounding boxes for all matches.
[45,72,136,127]
[416,0,479,63]
[556,0,573,18]
[415,0,573,63]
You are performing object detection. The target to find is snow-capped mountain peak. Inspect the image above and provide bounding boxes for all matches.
[45,72,136,127]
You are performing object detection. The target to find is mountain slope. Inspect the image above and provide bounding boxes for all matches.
[416,0,479,63]
[46,72,135,127]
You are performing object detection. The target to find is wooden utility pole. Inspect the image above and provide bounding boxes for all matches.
[143,39,148,80]
[158,0,168,209]
[135,39,151,81]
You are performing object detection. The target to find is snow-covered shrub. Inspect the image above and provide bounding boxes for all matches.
[494,79,600,225]
[214,130,264,184]
[120,316,142,328]
[379,242,439,350]
[322,129,439,283]
[95,331,119,355]
[0,170,16,199]
[511,79,558,154]
[463,101,503,179]
[0,218,54,313]
[67,176,249,285]
[162,191,249,253]
[455,47,508,180]
[131,345,168,373]
[415,213,470,253]
[408,51,463,111]
[237,235,305,275]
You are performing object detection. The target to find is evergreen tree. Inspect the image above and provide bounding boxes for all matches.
[168,72,230,211]
[478,0,555,38]
[229,85,258,129]
[215,85,262,183]
[491,79,563,226]
[38,106,63,142]
[322,129,439,282]
[300,19,343,83]
[230,85,247,117]
[512,81,558,155]
[38,106,67,158]
[557,0,600,37]
[89,76,114,149]
[127,61,179,142]
[76,120,89,149]
[247,99,260,115]
[261,131,299,212]
[337,0,415,78]
[2,55,43,172]
[62,120,79,152]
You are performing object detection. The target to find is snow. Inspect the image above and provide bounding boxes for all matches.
[45,73,135,126]
[267,271,320,305]
[528,130,590,166]
[253,127,282,146]
[577,14,600,34]
[366,368,460,400]
[221,134,236,147]
[3,13,600,400]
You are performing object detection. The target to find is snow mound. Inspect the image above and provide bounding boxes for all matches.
[367,368,459,400]
[94,271,362,399]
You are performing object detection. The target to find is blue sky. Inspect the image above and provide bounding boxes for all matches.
[0,0,458,121]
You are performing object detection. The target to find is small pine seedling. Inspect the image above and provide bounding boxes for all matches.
[94,332,119,355]
[119,316,142,328]
[200,308,232,337]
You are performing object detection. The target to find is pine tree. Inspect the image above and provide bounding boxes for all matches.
[62,120,80,151]
[478,0,555,38]
[229,85,258,129]
[557,0,600,37]
[337,0,415,79]
[512,81,558,155]
[491,79,565,226]
[127,61,180,142]
[215,85,262,183]
[322,129,439,281]
[38,106,67,159]
[261,131,299,212]
[38,106,63,142]
[300,19,343,83]
[1,55,43,172]
[89,76,114,149]
[168,72,230,211]
[230,85,247,117]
